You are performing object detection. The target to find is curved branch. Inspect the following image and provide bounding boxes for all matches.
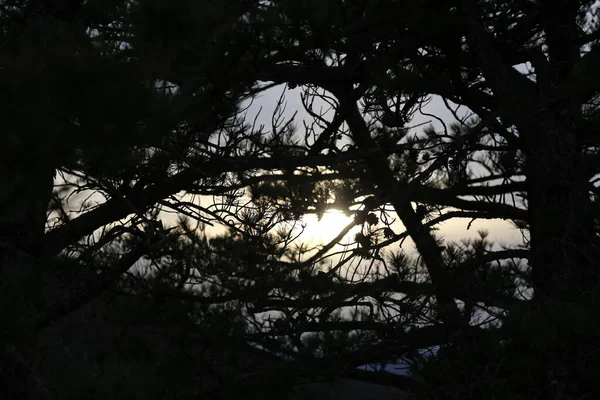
[32,242,146,332]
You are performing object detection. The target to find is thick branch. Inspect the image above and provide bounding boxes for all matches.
[257,64,364,92]
[568,44,600,104]
[32,243,145,332]
[411,184,527,221]
[42,153,349,255]
[459,0,538,125]
[338,90,462,325]
[343,369,427,394]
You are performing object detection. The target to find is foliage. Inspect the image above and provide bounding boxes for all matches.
[2,0,600,399]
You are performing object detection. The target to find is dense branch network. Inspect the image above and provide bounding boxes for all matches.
[4,0,600,397]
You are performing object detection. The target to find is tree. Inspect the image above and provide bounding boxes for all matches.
[0,0,290,397]
[240,0,600,398]
[3,0,600,399]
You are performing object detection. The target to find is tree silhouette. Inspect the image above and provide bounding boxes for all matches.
[2,0,600,398]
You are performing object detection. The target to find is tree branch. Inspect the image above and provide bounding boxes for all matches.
[459,0,538,125]
[32,243,146,332]
[343,368,427,394]
[42,153,350,255]
[337,89,463,325]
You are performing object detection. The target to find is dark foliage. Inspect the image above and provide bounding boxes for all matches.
[2,0,600,399]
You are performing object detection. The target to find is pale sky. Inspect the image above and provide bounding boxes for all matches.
[239,84,525,252]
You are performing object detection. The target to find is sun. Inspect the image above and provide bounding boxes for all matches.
[300,210,357,245]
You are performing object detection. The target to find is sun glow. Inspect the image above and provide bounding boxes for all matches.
[300,210,357,245]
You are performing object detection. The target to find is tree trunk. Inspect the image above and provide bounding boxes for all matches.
[0,165,54,256]
[524,115,600,299]
[0,151,55,398]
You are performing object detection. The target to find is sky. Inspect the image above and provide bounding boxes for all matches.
[238,83,525,251]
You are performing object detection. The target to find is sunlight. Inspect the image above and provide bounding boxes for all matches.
[300,210,357,245]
